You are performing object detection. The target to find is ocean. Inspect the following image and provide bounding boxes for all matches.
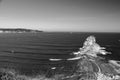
[0,32,120,77]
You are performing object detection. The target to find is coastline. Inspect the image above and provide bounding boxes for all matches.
[0,28,43,33]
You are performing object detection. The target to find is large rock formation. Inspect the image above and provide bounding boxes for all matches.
[49,36,120,80]
[65,36,120,80]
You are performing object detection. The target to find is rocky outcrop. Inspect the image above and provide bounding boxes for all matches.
[68,36,120,80]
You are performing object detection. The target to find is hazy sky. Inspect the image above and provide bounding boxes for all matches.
[0,0,120,32]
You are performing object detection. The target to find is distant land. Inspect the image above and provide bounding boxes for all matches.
[0,28,43,33]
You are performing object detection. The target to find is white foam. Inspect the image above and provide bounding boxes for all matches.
[67,57,81,60]
[51,67,56,69]
[49,58,62,61]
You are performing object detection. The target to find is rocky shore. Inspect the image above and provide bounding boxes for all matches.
[0,36,120,80]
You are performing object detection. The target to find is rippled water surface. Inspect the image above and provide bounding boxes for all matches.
[0,32,120,76]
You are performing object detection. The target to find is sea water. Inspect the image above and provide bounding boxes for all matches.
[0,32,120,79]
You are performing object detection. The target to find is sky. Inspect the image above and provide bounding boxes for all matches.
[0,0,120,32]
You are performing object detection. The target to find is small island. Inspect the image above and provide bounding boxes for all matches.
[0,28,43,33]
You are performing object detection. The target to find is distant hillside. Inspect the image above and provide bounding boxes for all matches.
[0,28,43,33]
